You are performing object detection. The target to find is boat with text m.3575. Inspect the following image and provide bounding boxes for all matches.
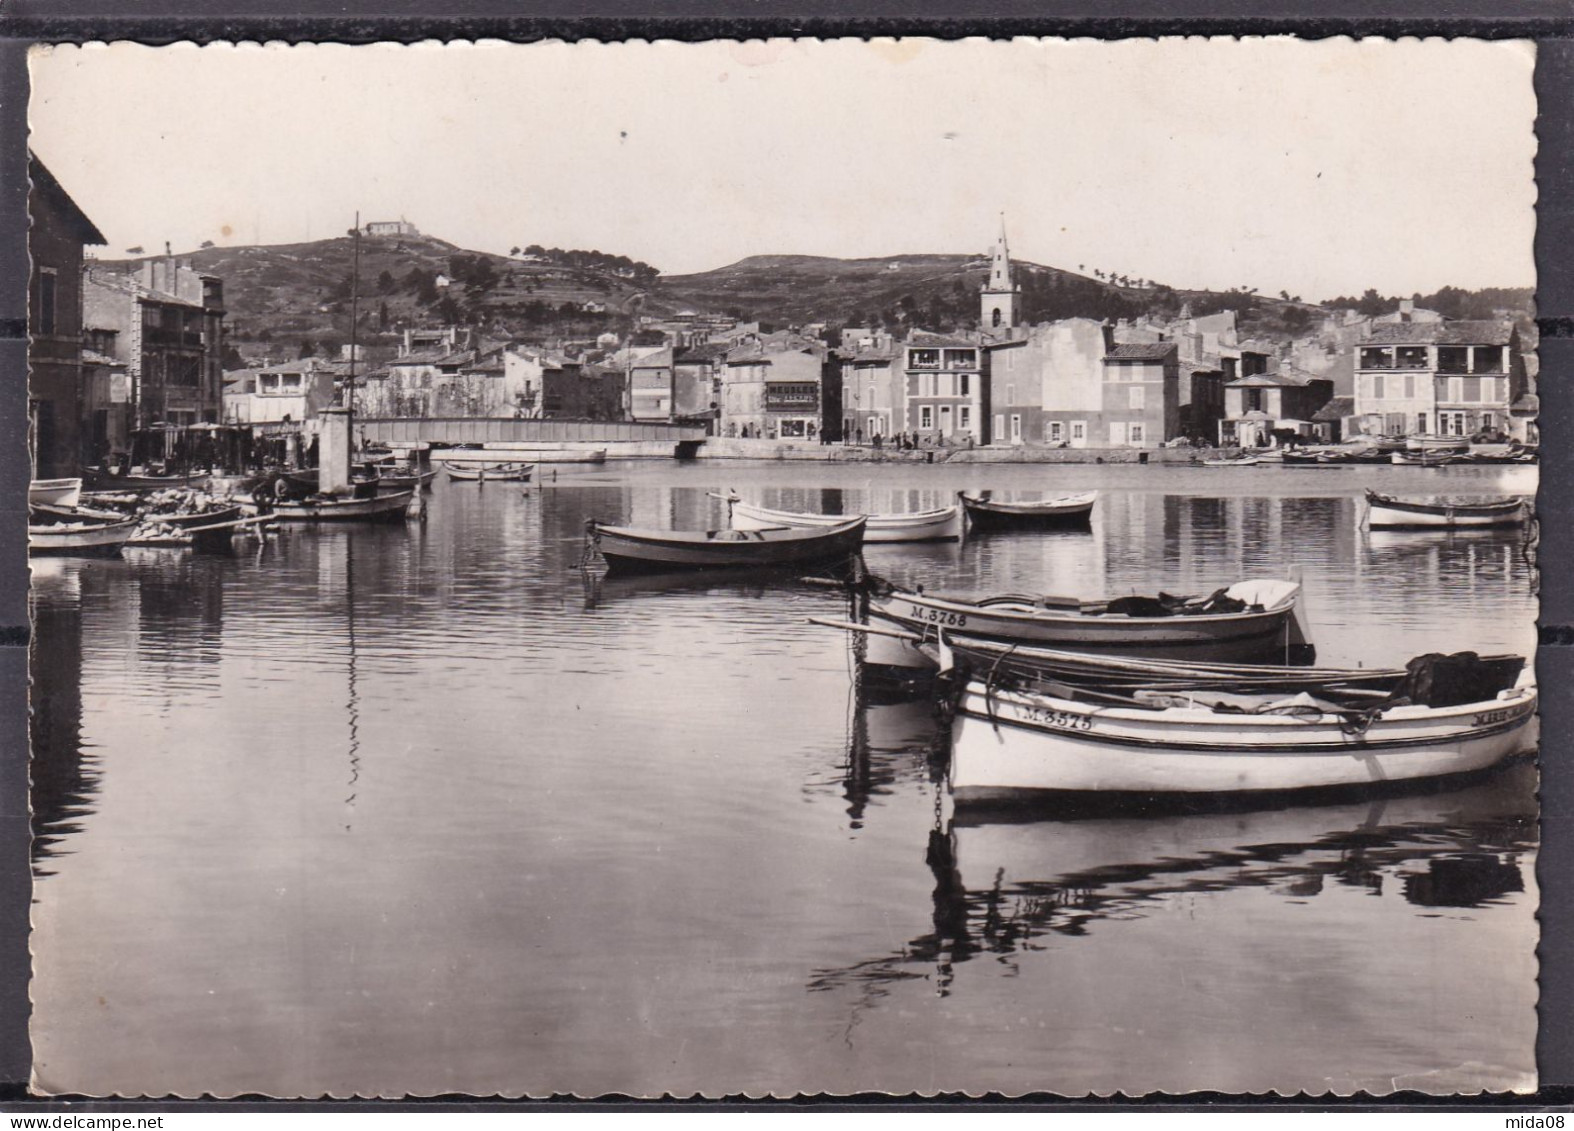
[1363,489,1527,529]
[724,497,963,543]
[866,577,1311,666]
[588,516,866,574]
[945,649,1535,800]
[958,490,1096,530]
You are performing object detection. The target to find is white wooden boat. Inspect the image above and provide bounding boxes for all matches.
[1201,455,1259,467]
[28,518,139,556]
[949,675,1536,799]
[446,462,536,483]
[1405,435,1470,453]
[727,498,962,543]
[1363,489,1527,529]
[867,578,1308,666]
[589,516,866,574]
[28,478,82,508]
[958,491,1096,531]
[272,489,415,523]
[438,446,605,466]
[82,467,212,491]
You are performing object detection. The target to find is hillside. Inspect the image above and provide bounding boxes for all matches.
[94,233,670,362]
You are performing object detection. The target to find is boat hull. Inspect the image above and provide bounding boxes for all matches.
[730,500,962,543]
[592,517,866,574]
[82,468,211,491]
[959,492,1096,530]
[868,582,1302,663]
[28,519,138,556]
[272,490,415,522]
[1365,491,1526,529]
[446,463,535,482]
[950,683,1538,799]
[28,478,82,508]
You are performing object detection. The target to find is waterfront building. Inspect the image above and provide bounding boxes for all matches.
[222,358,337,426]
[1219,367,1334,447]
[1099,337,1179,449]
[835,331,903,443]
[1179,359,1227,442]
[82,256,227,461]
[623,346,676,422]
[903,332,987,445]
[28,155,106,476]
[80,339,130,463]
[365,219,420,238]
[721,336,825,439]
[672,341,730,430]
[1352,318,1527,440]
[1311,395,1357,444]
[985,319,1104,447]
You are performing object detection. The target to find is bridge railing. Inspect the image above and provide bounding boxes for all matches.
[355,417,708,444]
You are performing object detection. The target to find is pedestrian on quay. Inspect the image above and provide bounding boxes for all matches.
[855,427,864,445]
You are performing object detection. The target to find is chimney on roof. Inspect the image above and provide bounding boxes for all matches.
[1100,321,1116,355]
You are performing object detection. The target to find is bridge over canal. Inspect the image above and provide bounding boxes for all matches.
[355,417,709,448]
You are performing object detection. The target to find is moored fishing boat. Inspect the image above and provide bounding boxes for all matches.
[28,478,82,508]
[1390,450,1463,467]
[145,504,244,530]
[446,462,536,483]
[28,518,139,556]
[1405,434,1470,454]
[272,489,415,523]
[725,498,962,543]
[957,490,1096,530]
[1363,489,1527,529]
[1200,454,1259,467]
[946,656,1536,800]
[82,467,211,491]
[587,516,866,574]
[864,577,1310,666]
[367,467,439,492]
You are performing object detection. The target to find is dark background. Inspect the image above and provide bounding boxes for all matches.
[0,3,1570,1108]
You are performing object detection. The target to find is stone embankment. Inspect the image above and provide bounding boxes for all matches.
[691,438,1219,464]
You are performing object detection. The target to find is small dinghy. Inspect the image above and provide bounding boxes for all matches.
[28,478,82,508]
[944,650,1535,800]
[958,490,1096,531]
[446,462,535,483]
[29,518,139,556]
[1201,454,1259,467]
[865,577,1310,665]
[82,467,211,492]
[587,516,866,574]
[1363,489,1527,529]
[723,497,962,543]
[272,489,415,523]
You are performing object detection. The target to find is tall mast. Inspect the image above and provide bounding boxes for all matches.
[348,211,360,422]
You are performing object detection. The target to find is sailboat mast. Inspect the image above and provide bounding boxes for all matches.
[348,211,361,423]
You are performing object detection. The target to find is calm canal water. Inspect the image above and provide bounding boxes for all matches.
[29,461,1539,1097]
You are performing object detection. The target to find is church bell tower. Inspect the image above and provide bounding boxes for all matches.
[980,213,1020,331]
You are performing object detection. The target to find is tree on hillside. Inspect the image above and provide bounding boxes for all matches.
[377,270,396,294]
[298,339,316,359]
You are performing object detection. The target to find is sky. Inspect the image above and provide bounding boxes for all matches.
[28,37,1537,301]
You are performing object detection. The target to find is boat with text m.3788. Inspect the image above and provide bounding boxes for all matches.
[587,516,866,574]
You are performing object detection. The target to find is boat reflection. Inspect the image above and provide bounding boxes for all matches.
[807,760,1535,997]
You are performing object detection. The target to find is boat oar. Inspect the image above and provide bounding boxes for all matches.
[807,617,923,642]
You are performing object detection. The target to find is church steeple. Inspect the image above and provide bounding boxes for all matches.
[980,212,1020,331]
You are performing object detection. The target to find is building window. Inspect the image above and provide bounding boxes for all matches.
[1048,421,1064,443]
[1461,376,1482,402]
[1006,383,1014,406]
[1129,385,1145,410]
[959,405,971,431]
[1010,414,1022,442]
[1245,389,1263,412]
[959,373,969,396]
[1129,423,1145,444]
[920,405,933,430]
[1071,421,1086,441]
[1417,413,1428,434]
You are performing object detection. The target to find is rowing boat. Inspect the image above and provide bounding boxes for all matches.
[1363,489,1527,529]
[28,478,82,508]
[958,491,1096,530]
[1201,455,1259,467]
[948,666,1536,799]
[28,518,139,556]
[82,467,211,491]
[726,498,962,543]
[145,504,244,530]
[272,489,415,523]
[588,516,866,574]
[446,462,536,483]
[866,577,1309,666]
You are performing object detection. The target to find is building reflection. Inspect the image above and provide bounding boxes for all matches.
[806,760,1535,998]
[29,561,95,867]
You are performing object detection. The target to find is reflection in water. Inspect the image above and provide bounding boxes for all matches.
[27,466,1538,1097]
[809,753,1535,999]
